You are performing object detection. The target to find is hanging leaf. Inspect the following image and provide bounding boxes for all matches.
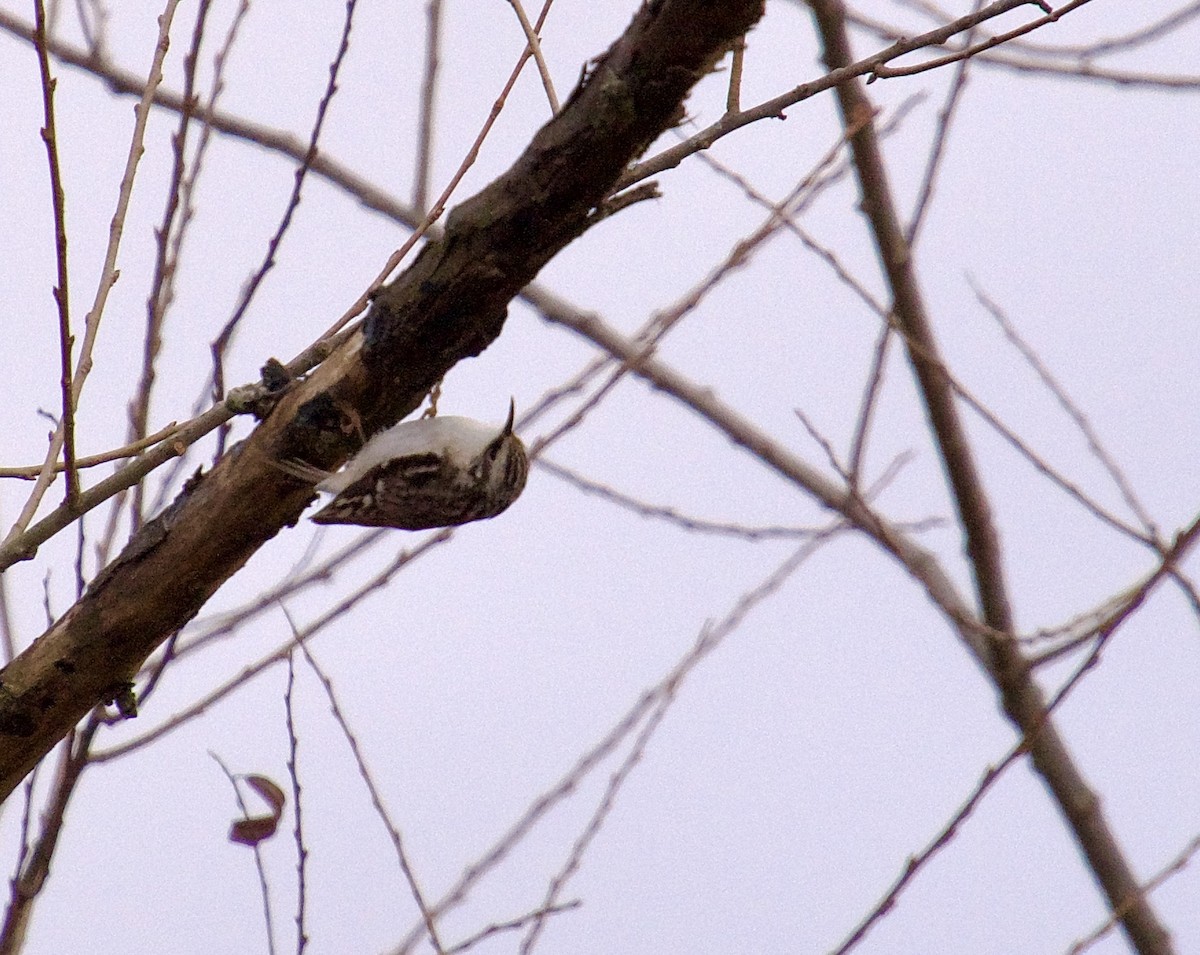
[228,774,286,846]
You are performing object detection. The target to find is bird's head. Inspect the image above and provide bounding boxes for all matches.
[470,399,529,512]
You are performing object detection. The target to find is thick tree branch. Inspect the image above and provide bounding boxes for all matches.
[0,0,765,804]
[806,3,1174,953]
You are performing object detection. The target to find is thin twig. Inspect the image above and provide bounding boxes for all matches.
[211,753,278,955]
[507,0,558,112]
[871,1,1089,81]
[978,54,1200,88]
[91,529,452,763]
[413,0,443,212]
[847,322,893,487]
[291,636,446,955]
[283,651,308,955]
[831,745,1024,955]
[618,0,1075,191]
[396,531,841,955]
[0,317,357,573]
[125,0,213,535]
[969,279,1159,537]
[446,902,580,954]
[725,32,745,112]
[0,401,225,571]
[211,0,360,459]
[834,516,1200,954]
[887,0,1196,59]
[158,529,389,665]
[0,720,99,955]
[1040,515,1200,710]
[3,0,182,544]
[0,422,182,480]
[32,0,78,510]
[841,7,1200,88]
[521,691,674,954]
[905,0,981,246]
[0,550,14,662]
[531,119,866,456]
[525,283,996,654]
[1067,833,1200,955]
[319,0,559,344]
[539,458,828,540]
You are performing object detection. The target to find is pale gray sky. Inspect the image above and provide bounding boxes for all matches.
[0,2,1197,954]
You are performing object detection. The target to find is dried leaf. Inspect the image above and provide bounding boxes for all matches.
[244,775,286,815]
[230,815,279,847]
[227,774,286,847]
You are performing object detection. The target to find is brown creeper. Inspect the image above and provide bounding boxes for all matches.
[284,401,528,530]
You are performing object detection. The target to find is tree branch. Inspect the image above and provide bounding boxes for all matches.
[806,2,1174,953]
[0,0,765,804]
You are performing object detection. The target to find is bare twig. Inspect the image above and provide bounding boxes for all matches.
[125,0,214,536]
[32,0,78,510]
[157,528,390,665]
[292,638,446,955]
[1040,515,1200,710]
[841,7,1200,89]
[870,1,1088,81]
[807,3,1172,951]
[835,513,1200,954]
[521,686,674,954]
[905,0,981,246]
[831,745,1024,955]
[0,422,181,480]
[726,32,745,112]
[0,314,358,573]
[413,0,443,212]
[0,720,99,955]
[539,457,829,540]
[969,279,1158,537]
[446,902,580,954]
[319,0,560,345]
[211,753,278,955]
[211,0,360,459]
[978,54,1200,88]
[0,553,14,663]
[3,0,182,544]
[91,529,453,763]
[532,119,865,456]
[397,531,840,954]
[1067,833,1200,955]
[618,0,1076,191]
[507,0,559,112]
[283,651,308,955]
[0,398,226,570]
[888,0,1200,60]
[847,321,893,487]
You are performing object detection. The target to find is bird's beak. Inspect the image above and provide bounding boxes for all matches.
[502,398,516,436]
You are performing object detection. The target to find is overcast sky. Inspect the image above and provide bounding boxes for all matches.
[1,2,1198,954]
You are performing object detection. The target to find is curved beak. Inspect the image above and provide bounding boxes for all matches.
[502,397,516,436]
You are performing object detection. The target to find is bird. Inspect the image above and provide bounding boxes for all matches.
[280,400,528,530]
